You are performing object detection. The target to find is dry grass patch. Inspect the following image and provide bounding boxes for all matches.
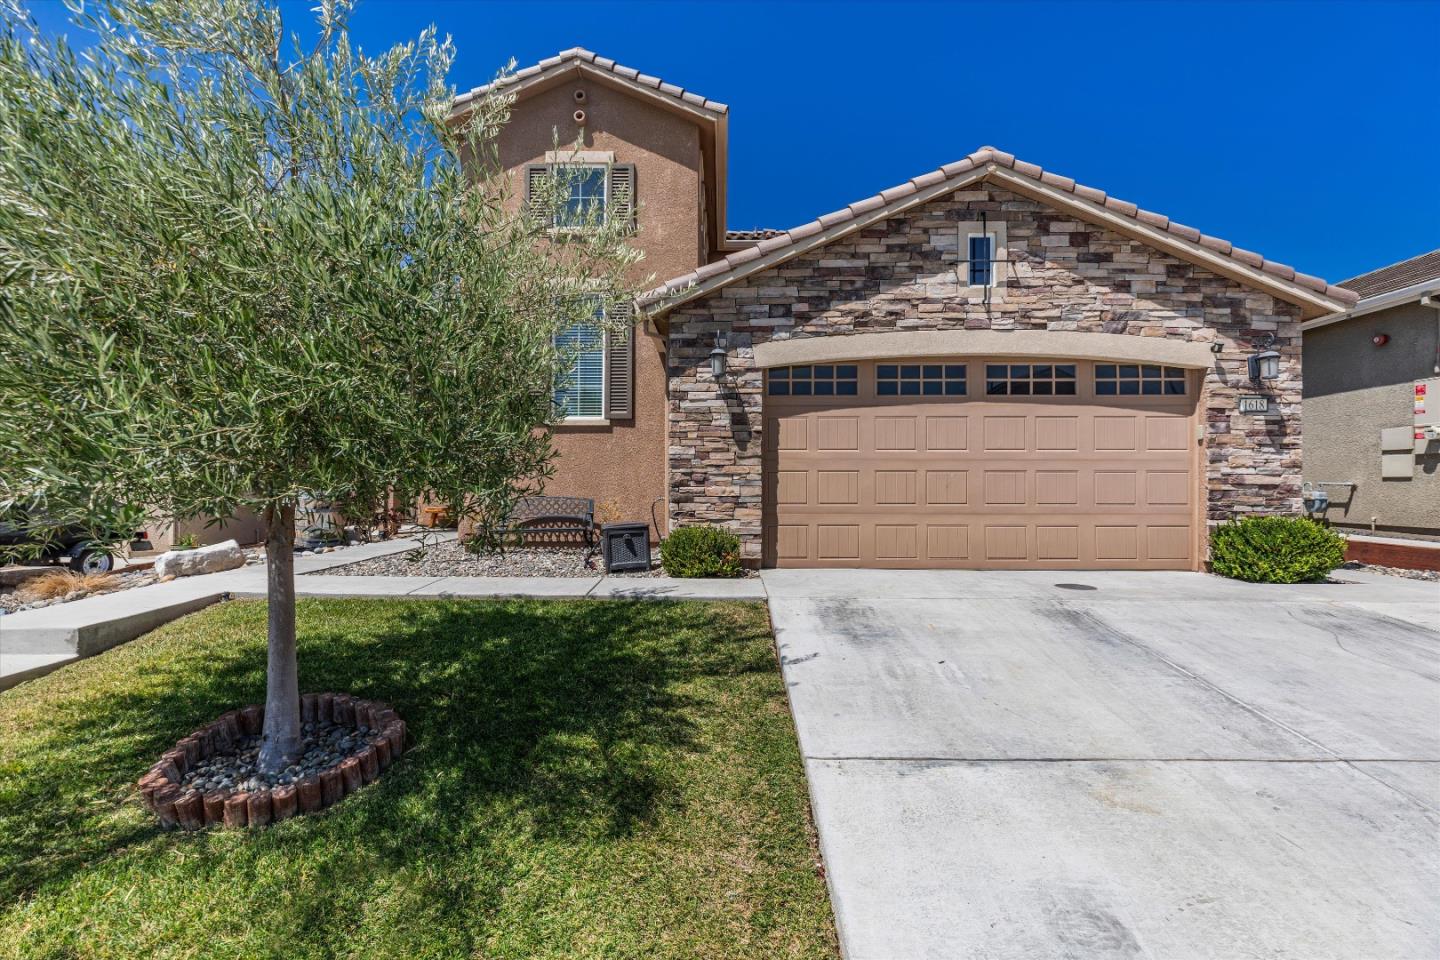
[15,570,119,602]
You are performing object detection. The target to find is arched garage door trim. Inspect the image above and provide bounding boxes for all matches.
[752,329,1215,371]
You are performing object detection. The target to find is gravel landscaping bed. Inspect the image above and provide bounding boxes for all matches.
[321,538,669,578]
[1339,560,1440,582]
[178,718,387,794]
[0,567,162,616]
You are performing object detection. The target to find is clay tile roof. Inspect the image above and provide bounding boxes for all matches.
[452,47,729,116]
[639,145,1359,310]
[1339,249,1440,300]
[725,229,785,242]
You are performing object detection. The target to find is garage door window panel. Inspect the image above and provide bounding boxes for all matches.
[986,363,1077,396]
[1095,364,1187,396]
[877,363,966,397]
[769,364,857,397]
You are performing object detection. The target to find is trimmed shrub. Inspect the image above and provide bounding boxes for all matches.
[660,527,742,578]
[1209,516,1346,583]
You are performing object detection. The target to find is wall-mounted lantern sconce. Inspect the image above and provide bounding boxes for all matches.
[1210,342,1224,355]
[1248,333,1281,382]
[708,335,727,379]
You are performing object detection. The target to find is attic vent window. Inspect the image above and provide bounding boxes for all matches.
[954,220,1007,297]
[968,234,994,287]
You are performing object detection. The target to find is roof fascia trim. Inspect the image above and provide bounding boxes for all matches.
[1301,279,1440,331]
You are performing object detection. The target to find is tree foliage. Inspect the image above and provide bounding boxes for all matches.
[0,0,642,773]
[0,0,640,537]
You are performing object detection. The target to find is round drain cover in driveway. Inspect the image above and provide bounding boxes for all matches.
[1054,583,1098,591]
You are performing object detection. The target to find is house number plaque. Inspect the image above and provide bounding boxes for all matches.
[1237,395,1270,414]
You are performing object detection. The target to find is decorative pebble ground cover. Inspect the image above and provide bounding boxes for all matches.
[1339,561,1440,582]
[323,539,670,578]
[139,694,406,830]
[0,597,836,958]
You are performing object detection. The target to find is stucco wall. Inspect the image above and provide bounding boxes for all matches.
[1303,301,1440,538]
[491,79,708,540]
[148,508,265,552]
[666,182,1304,563]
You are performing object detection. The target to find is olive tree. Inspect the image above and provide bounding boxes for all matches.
[0,0,639,773]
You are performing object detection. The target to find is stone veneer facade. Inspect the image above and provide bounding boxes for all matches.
[665,182,1304,564]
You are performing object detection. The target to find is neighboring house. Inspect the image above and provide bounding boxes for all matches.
[1303,249,1440,541]
[452,49,1355,570]
[145,509,266,553]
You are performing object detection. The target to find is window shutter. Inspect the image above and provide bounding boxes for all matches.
[525,164,550,226]
[605,298,635,420]
[608,164,636,232]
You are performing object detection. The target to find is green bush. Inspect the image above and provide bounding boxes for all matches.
[1209,516,1346,583]
[660,526,743,578]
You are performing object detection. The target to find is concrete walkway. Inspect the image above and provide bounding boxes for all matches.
[765,568,1440,959]
[2,534,764,689]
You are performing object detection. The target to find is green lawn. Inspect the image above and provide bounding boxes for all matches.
[0,598,837,959]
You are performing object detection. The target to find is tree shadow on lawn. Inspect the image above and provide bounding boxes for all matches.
[0,597,778,911]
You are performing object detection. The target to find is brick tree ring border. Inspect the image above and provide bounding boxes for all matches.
[137,693,407,830]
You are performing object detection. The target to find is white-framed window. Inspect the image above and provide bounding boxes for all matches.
[552,165,607,228]
[527,158,634,235]
[955,220,1007,296]
[554,299,606,420]
[967,233,995,287]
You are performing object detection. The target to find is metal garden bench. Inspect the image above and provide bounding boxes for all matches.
[489,496,595,547]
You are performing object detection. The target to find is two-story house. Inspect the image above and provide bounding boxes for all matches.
[451,49,1356,571]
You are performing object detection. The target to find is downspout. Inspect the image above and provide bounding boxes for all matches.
[1421,294,1440,374]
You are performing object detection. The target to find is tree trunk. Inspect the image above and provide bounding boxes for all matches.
[257,502,301,774]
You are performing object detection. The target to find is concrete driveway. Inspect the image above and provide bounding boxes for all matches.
[763,568,1440,959]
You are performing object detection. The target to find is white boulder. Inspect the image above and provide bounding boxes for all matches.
[153,539,246,578]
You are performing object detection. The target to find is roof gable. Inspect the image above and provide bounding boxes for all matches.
[452,48,733,254]
[641,146,1357,319]
[451,48,728,122]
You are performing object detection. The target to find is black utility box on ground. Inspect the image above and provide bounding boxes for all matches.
[601,522,651,573]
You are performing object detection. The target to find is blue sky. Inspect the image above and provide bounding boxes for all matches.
[25,0,1440,282]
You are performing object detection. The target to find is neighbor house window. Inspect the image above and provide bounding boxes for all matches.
[985,363,1077,396]
[554,300,606,419]
[968,234,994,287]
[553,166,607,228]
[877,364,967,396]
[1094,364,1186,396]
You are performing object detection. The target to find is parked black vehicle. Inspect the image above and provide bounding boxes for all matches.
[0,510,149,574]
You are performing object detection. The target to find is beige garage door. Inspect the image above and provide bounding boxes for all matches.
[762,358,1200,569]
